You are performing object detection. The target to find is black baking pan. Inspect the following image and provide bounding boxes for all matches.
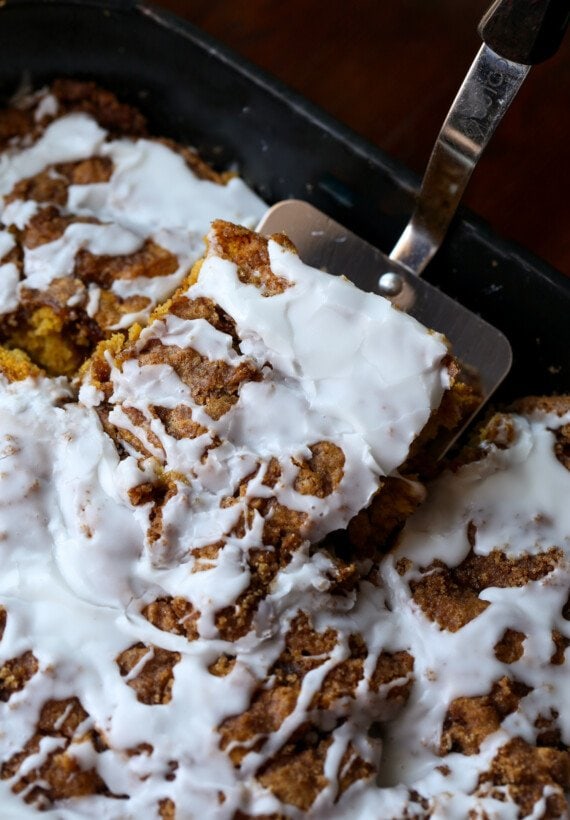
[0,0,568,401]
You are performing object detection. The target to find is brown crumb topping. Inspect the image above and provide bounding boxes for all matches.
[154,404,208,441]
[370,650,415,705]
[1,697,112,807]
[136,338,261,421]
[219,612,338,764]
[5,157,114,209]
[159,797,176,819]
[50,79,147,137]
[219,607,411,809]
[215,499,309,641]
[116,643,181,705]
[0,106,33,150]
[169,295,240,349]
[207,220,293,297]
[208,655,236,677]
[0,650,39,701]
[256,728,332,811]
[293,441,345,498]
[127,477,178,546]
[550,630,570,665]
[409,531,562,632]
[74,240,179,290]
[345,476,426,560]
[440,677,531,755]
[22,207,98,250]
[494,629,526,664]
[478,737,570,818]
[142,596,199,642]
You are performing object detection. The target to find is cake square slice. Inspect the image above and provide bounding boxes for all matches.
[82,219,468,573]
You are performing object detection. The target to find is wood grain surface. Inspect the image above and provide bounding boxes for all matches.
[154,0,569,275]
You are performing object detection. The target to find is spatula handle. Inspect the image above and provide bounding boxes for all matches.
[388,44,528,279]
[479,0,570,65]
[387,0,568,283]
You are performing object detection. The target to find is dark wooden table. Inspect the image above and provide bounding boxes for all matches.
[155,0,569,275]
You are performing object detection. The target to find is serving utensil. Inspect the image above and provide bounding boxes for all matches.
[258,0,569,440]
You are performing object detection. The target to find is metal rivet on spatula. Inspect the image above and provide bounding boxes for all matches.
[378,272,403,296]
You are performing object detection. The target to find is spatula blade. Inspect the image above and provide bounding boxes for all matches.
[258,199,511,417]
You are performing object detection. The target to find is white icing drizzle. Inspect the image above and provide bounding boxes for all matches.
[81,232,449,566]
[23,222,144,290]
[73,137,266,235]
[33,93,59,123]
[0,220,450,816]
[0,101,267,328]
[2,198,38,230]
[0,374,400,819]
[0,228,15,258]
[196,242,450,476]
[377,409,570,817]
[0,88,567,820]
[0,115,108,196]
[0,262,19,312]
[0,225,19,313]
[0,372,569,819]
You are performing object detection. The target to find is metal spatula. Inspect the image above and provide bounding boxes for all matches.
[258,0,569,439]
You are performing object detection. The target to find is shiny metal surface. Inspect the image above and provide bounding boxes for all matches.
[258,198,513,455]
[255,9,558,449]
[378,271,404,297]
[390,45,529,275]
[257,43,530,420]
[258,200,512,407]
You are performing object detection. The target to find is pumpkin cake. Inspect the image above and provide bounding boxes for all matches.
[0,82,567,820]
